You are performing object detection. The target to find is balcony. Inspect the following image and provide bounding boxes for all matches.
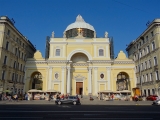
[154,65,158,71]
[142,81,153,85]
[156,80,160,83]
[2,64,7,69]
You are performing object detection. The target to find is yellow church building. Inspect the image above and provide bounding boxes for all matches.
[24,15,136,96]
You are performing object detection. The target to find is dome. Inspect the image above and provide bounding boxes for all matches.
[65,15,95,32]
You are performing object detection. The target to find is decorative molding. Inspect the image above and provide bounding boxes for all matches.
[97,80,107,83]
[52,80,61,83]
[74,74,86,81]
[114,61,135,64]
[72,63,89,66]
[90,60,113,64]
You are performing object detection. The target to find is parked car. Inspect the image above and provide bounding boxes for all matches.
[146,95,158,101]
[152,99,160,105]
[55,96,80,105]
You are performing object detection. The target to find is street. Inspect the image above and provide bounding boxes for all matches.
[0,100,159,120]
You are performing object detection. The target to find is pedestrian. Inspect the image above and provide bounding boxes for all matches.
[25,92,28,101]
[111,94,114,101]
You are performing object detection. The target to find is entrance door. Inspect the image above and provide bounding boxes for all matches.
[76,82,83,95]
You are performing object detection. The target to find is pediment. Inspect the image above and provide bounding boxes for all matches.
[74,74,86,81]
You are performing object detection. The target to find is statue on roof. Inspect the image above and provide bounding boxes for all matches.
[105,32,108,38]
[52,31,54,38]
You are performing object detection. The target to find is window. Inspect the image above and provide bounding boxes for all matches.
[151,31,154,37]
[145,61,147,69]
[155,71,159,80]
[7,29,10,35]
[6,41,9,50]
[146,74,148,82]
[146,36,148,41]
[143,48,146,56]
[20,64,22,71]
[152,42,155,50]
[22,53,23,59]
[55,49,60,56]
[152,89,155,95]
[147,46,150,53]
[137,44,139,49]
[143,75,145,83]
[15,48,17,55]
[17,63,19,70]
[19,75,21,83]
[142,39,145,44]
[139,42,141,46]
[12,73,15,81]
[149,60,151,68]
[136,66,137,72]
[154,57,157,66]
[99,49,104,56]
[138,65,140,72]
[13,61,16,68]
[141,63,143,71]
[3,56,7,64]
[150,73,153,81]
[2,70,5,80]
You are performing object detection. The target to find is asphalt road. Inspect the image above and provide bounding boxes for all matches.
[0,104,160,120]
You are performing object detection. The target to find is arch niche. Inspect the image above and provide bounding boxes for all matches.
[116,72,130,91]
[29,72,43,90]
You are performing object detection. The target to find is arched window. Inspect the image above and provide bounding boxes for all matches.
[56,49,60,56]
[99,49,104,56]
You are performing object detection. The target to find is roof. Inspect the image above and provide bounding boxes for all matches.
[65,15,95,32]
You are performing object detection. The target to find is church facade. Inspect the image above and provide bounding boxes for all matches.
[24,15,136,96]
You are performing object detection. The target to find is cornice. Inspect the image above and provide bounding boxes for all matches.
[113,61,135,64]
[90,60,113,63]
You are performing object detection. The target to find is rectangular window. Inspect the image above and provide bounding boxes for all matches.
[145,61,147,69]
[3,56,7,64]
[2,70,5,80]
[155,71,159,80]
[146,36,148,41]
[56,49,60,56]
[15,48,17,55]
[12,73,15,81]
[154,57,157,66]
[150,73,153,81]
[6,41,9,50]
[152,89,155,95]
[149,60,151,68]
[152,42,155,50]
[146,74,148,82]
[143,48,145,56]
[143,75,145,83]
[99,49,104,56]
[151,31,154,37]
[147,46,150,53]
[7,29,10,35]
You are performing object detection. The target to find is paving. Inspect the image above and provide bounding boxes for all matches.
[0,97,153,105]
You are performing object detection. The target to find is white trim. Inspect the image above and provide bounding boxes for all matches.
[94,67,98,94]
[107,67,111,90]
[67,49,92,60]
[54,72,59,80]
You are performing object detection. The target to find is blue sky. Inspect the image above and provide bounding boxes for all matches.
[0,0,159,57]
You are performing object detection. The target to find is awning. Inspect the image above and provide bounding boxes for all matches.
[45,89,60,93]
[119,90,131,93]
[98,90,113,93]
[28,89,42,93]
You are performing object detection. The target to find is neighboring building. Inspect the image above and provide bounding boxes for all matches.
[0,16,36,94]
[126,19,160,96]
[24,15,136,96]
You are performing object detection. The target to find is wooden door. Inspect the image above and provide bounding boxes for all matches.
[76,82,83,95]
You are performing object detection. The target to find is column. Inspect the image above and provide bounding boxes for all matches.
[67,67,71,94]
[107,67,111,90]
[94,46,96,57]
[61,67,65,94]
[48,67,52,90]
[88,67,92,94]
[23,67,27,93]
[94,67,98,95]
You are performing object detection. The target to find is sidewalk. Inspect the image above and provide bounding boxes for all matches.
[0,98,153,105]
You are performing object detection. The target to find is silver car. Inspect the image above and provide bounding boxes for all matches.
[55,96,80,105]
[152,99,160,105]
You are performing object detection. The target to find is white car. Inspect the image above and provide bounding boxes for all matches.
[152,99,160,105]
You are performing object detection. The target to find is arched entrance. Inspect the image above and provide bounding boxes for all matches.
[116,72,130,91]
[30,72,43,90]
[70,53,89,95]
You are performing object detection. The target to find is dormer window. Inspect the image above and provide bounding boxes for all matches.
[56,49,60,56]
[99,49,104,56]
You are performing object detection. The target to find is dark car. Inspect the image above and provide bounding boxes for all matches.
[146,95,158,101]
[55,96,80,105]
